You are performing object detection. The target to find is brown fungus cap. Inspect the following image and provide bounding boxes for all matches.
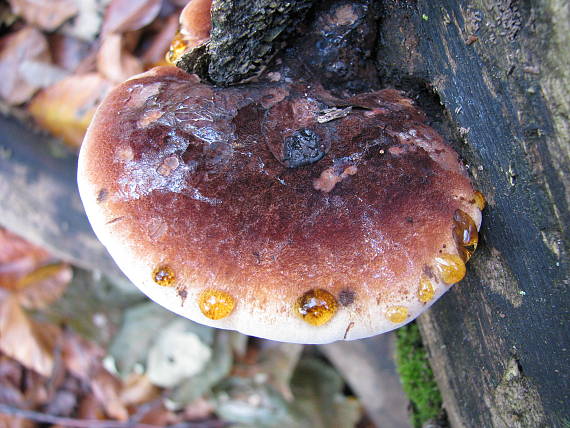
[78,67,484,344]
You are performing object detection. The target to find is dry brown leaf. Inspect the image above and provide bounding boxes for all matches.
[97,34,144,83]
[120,373,161,407]
[16,263,72,310]
[49,34,92,72]
[77,393,106,420]
[0,414,35,428]
[62,330,128,421]
[61,329,105,379]
[0,296,60,377]
[141,14,179,67]
[9,0,78,31]
[138,404,176,425]
[0,26,50,105]
[0,228,50,289]
[28,73,111,148]
[91,369,129,420]
[102,0,163,36]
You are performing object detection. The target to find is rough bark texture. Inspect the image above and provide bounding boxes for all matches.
[177,0,314,84]
[373,1,569,427]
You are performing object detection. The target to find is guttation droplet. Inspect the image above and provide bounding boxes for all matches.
[472,190,486,210]
[453,209,479,261]
[418,276,435,303]
[385,306,409,323]
[296,289,338,326]
[434,254,466,285]
[166,31,189,64]
[199,289,235,320]
[152,265,175,286]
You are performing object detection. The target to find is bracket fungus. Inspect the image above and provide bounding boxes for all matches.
[78,66,484,344]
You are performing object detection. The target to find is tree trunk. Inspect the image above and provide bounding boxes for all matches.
[374,1,569,426]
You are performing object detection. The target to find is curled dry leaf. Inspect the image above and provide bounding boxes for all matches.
[16,263,73,310]
[9,0,78,31]
[28,73,111,148]
[62,330,128,421]
[141,14,179,67]
[97,33,143,83]
[102,0,163,36]
[0,228,50,289]
[0,295,60,377]
[0,26,50,105]
[119,373,161,407]
[49,34,92,72]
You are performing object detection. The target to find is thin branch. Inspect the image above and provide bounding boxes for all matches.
[0,404,225,428]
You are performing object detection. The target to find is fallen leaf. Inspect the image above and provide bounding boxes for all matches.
[0,296,60,377]
[119,373,160,407]
[16,263,72,310]
[0,228,50,289]
[0,414,35,428]
[140,14,180,67]
[9,0,78,31]
[77,393,106,420]
[62,330,129,420]
[97,33,143,83]
[49,34,92,72]
[28,73,111,148]
[0,26,50,105]
[102,0,163,36]
[91,369,129,420]
[61,329,105,380]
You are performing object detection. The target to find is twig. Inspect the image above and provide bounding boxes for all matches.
[0,404,225,428]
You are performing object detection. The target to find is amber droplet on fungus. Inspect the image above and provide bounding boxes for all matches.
[296,289,338,326]
[166,31,189,64]
[472,190,486,210]
[152,265,175,286]
[418,276,435,303]
[453,209,479,261]
[385,306,409,323]
[435,254,466,284]
[199,289,235,320]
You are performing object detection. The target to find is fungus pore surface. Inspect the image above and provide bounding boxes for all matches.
[78,66,483,343]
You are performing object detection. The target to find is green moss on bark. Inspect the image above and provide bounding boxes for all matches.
[395,322,443,428]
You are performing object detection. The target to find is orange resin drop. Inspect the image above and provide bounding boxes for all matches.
[418,276,435,303]
[199,289,235,320]
[152,265,175,286]
[385,306,409,323]
[472,190,486,210]
[166,32,189,64]
[453,209,479,261]
[296,289,338,326]
[435,254,466,284]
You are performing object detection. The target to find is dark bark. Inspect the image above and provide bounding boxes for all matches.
[373,1,569,427]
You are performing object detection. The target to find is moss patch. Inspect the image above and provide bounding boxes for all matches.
[395,322,443,428]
